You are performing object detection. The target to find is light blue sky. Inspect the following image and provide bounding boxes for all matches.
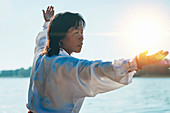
[0,0,170,70]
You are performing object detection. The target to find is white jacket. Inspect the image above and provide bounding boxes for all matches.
[27,22,138,113]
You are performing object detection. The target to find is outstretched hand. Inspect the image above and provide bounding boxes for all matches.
[136,50,169,69]
[42,6,54,22]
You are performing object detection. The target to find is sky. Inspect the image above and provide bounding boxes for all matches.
[0,0,170,70]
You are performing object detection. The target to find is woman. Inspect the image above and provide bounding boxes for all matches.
[27,6,169,113]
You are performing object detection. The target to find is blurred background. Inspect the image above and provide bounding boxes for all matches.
[0,0,170,113]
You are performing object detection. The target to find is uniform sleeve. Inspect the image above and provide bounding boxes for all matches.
[53,56,138,98]
[34,22,50,55]
[89,58,137,96]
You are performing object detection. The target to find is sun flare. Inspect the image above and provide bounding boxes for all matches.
[128,19,163,50]
[117,7,169,54]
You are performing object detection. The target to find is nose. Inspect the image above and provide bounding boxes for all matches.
[79,34,84,41]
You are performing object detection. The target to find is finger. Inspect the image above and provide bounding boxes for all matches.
[49,6,52,13]
[157,50,163,54]
[158,50,163,53]
[51,6,54,10]
[52,7,54,14]
[50,6,53,11]
[48,7,52,14]
[162,51,169,57]
[52,10,54,14]
[47,6,50,12]
[155,51,169,60]
[50,6,54,15]
[42,10,45,15]
[142,50,148,55]
[150,50,163,58]
[155,50,163,55]
[160,52,168,60]
[51,7,54,15]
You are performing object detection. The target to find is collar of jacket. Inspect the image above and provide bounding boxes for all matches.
[59,48,70,56]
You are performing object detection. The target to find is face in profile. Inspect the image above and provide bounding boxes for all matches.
[61,24,84,55]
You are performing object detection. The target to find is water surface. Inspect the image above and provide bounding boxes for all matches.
[0,78,170,113]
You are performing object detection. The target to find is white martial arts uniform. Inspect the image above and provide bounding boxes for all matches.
[27,22,138,113]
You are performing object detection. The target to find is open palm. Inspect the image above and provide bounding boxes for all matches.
[136,50,169,69]
[42,6,54,22]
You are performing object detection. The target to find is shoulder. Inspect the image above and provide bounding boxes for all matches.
[43,55,96,66]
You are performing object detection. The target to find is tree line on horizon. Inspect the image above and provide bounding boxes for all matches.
[0,59,169,77]
[0,67,31,77]
[135,58,170,77]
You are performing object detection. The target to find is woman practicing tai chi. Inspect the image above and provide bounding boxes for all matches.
[27,6,169,113]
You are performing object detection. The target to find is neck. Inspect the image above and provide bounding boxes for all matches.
[60,47,72,55]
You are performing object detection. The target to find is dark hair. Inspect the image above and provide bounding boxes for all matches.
[42,12,85,56]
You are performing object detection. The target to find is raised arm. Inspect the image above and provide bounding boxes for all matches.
[34,6,54,54]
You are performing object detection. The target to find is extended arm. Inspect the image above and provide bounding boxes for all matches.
[49,56,138,98]
[50,50,168,98]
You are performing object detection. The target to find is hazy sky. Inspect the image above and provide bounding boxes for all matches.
[0,0,170,70]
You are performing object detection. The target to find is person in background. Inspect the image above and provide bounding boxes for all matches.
[27,6,169,113]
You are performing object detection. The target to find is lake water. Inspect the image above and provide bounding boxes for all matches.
[0,78,170,113]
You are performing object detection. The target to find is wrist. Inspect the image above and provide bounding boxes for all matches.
[43,21,50,29]
[45,20,50,22]
[45,16,52,22]
[135,56,142,70]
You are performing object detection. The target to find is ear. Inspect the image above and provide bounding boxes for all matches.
[59,40,63,45]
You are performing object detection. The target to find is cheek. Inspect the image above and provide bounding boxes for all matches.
[62,38,72,48]
[75,35,79,39]
[67,39,77,48]
[72,34,80,39]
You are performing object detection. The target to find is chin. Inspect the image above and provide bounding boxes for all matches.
[75,50,81,53]
[73,46,82,53]
[75,49,82,53]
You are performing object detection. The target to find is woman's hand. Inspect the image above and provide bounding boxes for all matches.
[136,50,169,69]
[42,6,54,22]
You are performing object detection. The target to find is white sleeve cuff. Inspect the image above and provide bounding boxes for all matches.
[129,58,138,71]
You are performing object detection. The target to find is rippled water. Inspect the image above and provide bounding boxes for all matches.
[0,78,170,113]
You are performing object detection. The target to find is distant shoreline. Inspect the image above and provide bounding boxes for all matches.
[0,76,29,78]
[0,75,170,78]
[134,74,170,78]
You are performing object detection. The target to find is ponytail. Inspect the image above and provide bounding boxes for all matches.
[42,34,61,56]
[48,36,60,56]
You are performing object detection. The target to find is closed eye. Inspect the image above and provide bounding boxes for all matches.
[74,32,79,34]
